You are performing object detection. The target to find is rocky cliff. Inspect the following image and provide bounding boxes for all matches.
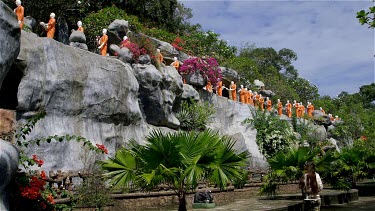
[0,27,266,170]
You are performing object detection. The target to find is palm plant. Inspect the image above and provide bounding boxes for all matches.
[101,129,250,211]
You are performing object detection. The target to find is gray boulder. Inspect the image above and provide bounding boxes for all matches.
[69,30,86,43]
[259,90,275,98]
[132,64,183,129]
[16,31,142,125]
[106,30,122,48]
[109,44,134,63]
[0,1,21,89]
[220,66,240,85]
[108,19,129,36]
[0,140,19,211]
[186,71,206,88]
[138,54,151,65]
[24,16,37,31]
[312,110,324,118]
[181,84,200,101]
[69,42,88,50]
[254,79,265,88]
[307,125,327,141]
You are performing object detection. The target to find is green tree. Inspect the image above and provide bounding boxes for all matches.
[357,6,375,28]
[101,130,249,211]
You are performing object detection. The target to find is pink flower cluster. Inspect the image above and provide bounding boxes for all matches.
[179,57,222,86]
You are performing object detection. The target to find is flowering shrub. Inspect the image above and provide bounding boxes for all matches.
[96,144,109,154]
[9,111,109,211]
[172,36,185,51]
[179,57,222,86]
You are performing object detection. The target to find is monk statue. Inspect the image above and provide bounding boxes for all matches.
[216,79,223,96]
[286,100,292,118]
[259,94,265,111]
[277,99,283,116]
[254,92,260,108]
[320,107,325,115]
[205,81,213,92]
[228,81,237,101]
[328,114,334,122]
[300,102,305,118]
[14,0,24,29]
[266,97,272,111]
[121,35,130,47]
[77,21,84,32]
[307,102,314,117]
[156,48,164,65]
[98,29,108,56]
[335,115,340,121]
[239,85,246,103]
[171,57,180,70]
[249,90,254,106]
[244,88,250,104]
[40,13,56,39]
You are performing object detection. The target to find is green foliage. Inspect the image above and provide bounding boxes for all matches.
[83,6,144,50]
[244,110,295,159]
[101,130,249,211]
[176,100,215,131]
[357,7,375,28]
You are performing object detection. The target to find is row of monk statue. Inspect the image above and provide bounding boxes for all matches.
[204,81,340,121]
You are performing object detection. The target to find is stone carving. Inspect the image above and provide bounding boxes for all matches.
[0,1,21,89]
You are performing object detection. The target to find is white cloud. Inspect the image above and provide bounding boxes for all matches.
[180,0,374,97]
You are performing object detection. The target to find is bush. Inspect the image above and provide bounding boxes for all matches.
[244,110,295,159]
[179,57,222,86]
[176,100,215,131]
[83,6,144,50]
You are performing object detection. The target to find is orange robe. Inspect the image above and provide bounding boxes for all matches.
[15,6,24,29]
[259,97,265,111]
[330,116,334,122]
[286,103,292,117]
[217,81,223,96]
[249,92,254,106]
[99,34,108,56]
[230,84,237,101]
[267,100,272,111]
[239,88,246,103]
[78,26,84,33]
[277,102,283,116]
[299,105,305,117]
[172,61,180,70]
[245,90,250,104]
[254,94,260,108]
[157,52,163,64]
[295,103,300,117]
[206,82,212,92]
[47,18,56,39]
[321,109,325,115]
[307,104,314,117]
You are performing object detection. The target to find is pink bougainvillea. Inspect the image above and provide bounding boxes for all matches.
[179,57,222,86]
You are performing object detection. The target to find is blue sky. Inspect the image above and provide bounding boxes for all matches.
[180,0,375,97]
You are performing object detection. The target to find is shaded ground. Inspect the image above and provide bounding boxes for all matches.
[321,197,375,211]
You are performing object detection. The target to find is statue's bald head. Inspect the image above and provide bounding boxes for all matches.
[16,0,21,6]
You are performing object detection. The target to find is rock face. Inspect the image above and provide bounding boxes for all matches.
[181,84,200,101]
[201,92,267,169]
[0,1,21,89]
[220,67,240,85]
[108,19,128,39]
[259,90,275,98]
[186,71,206,88]
[0,140,19,211]
[132,64,183,129]
[24,16,37,32]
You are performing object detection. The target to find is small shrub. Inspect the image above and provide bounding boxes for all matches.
[176,100,215,131]
[179,57,222,86]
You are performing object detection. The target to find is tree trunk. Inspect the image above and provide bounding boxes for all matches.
[178,192,187,211]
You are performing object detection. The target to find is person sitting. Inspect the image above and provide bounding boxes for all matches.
[14,0,24,29]
[205,81,213,92]
[77,20,84,32]
[171,57,180,70]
